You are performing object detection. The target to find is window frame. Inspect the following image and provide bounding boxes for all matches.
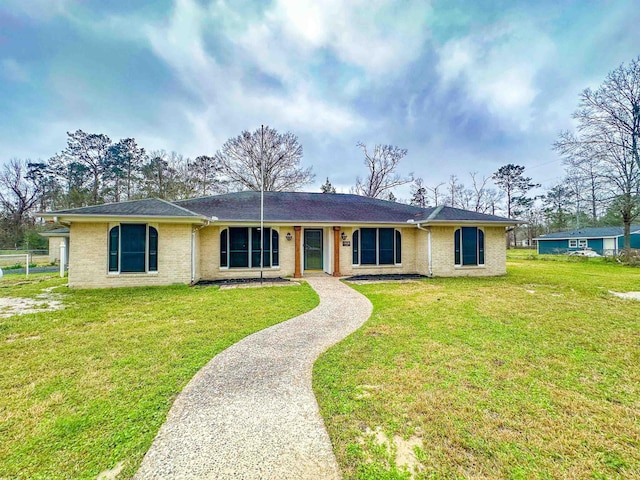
[454,226,485,267]
[108,223,158,274]
[351,228,402,266]
[577,239,588,248]
[568,239,578,248]
[219,226,280,269]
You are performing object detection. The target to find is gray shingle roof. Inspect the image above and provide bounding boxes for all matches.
[39,227,70,236]
[176,192,516,224]
[42,192,518,225]
[45,198,203,218]
[535,225,640,240]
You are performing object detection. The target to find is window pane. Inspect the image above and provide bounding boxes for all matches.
[361,228,377,265]
[148,227,158,271]
[462,227,478,266]
[220,229,228,267]
[395,230,402,264]
[109,226,119,272]
[478,230,485,265]
[379,228,394,265]
[454,229,461,265]
[121,224,146,272]
[352,230,359,264]
[229,227,249,267]
[272,230,279,266]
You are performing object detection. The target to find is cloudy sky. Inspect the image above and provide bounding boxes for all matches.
[1,0,639,197]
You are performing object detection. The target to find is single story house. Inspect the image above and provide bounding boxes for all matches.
[39,227,70,265]
[38,192,518,288]
[534,225,640,256]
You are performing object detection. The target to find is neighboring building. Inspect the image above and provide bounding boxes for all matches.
[39,227,70,266]
[38,192,519,288]
[534,225,640,256]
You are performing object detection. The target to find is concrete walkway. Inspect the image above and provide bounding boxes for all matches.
[134,276,373,479]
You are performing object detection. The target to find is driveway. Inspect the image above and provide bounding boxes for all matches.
[134,275,373,479]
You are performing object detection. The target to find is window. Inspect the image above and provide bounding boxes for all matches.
[568,239,578,248]
[108,224,158,273]
[352,228,402,266]
[220,227,279,268]
[578,239,588,248]
[454,227,484,266]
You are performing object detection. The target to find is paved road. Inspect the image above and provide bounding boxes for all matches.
[134,275,372,479]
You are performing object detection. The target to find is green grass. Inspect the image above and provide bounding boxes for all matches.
[0,275,318,479]
[314,255,640,479]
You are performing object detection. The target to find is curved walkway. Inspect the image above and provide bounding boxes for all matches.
[134,275,373,479]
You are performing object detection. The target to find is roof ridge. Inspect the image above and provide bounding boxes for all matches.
[425,205,444,221]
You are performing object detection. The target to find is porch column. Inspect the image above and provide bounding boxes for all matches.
[294,226,302,278]
[333,226,341,277]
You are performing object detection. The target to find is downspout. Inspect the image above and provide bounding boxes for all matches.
[415,223,433,277]
[408,206,442,277]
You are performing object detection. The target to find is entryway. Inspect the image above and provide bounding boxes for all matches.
[304,229,323,270]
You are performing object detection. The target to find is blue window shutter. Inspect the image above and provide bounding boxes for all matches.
[220,229,228,267]
[478,229,485,265]
[109,226,119,272]
[395,230,402,264]
[272,230,279,266]
[148,227,158,271]
[454,229,461,265]
[352,230,359,264]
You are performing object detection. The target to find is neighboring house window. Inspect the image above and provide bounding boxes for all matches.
[220,227,279,268]
[454,227,485,266]
[568,239,578,248]
[352,228,402,265]
[578,239,588,248]
[108,224,158,273]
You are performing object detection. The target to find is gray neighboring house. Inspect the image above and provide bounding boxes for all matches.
[534,225,640,255]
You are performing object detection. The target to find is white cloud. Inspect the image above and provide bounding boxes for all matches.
[249,0,432,76]
[140,0,362,157]
[437,23,556,130]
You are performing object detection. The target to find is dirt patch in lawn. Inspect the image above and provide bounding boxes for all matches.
[0,286,65,319]
[609,291,640,300]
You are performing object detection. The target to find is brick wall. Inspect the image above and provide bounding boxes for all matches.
[68,222,193,288]
[199,225,297,280]
[430,225,507,277]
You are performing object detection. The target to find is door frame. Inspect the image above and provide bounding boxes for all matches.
[303,229,324,270]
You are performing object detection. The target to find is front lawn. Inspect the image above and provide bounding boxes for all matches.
[0,275,318,479]
[314,256,640,479]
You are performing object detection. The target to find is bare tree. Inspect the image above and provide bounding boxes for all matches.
[215,126,313,192]
[555,57,640,249]
[0,159,42,246]
[445,175,465,207]
[426,182,445,206]
[354,142,412,198]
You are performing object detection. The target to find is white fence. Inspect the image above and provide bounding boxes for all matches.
[0,253,30,277]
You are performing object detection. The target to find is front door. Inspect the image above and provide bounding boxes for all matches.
[304,229,323,270]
